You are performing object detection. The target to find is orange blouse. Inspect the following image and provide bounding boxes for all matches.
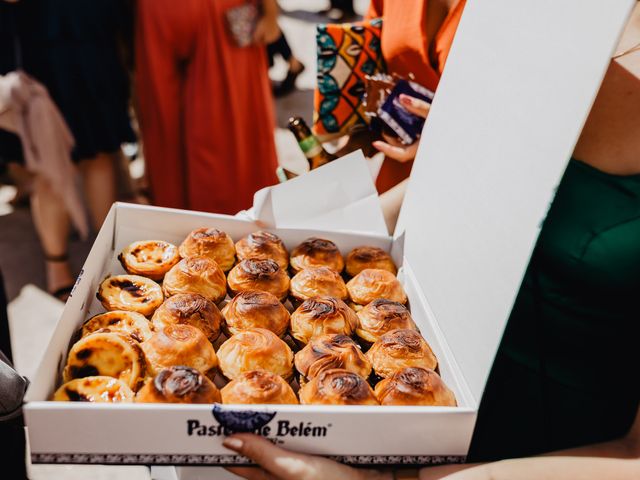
[367,0,466,193]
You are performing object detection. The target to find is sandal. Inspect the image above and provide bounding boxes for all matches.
[274,63,306,98]
[44,253,74,302]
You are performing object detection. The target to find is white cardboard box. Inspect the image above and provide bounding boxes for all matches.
[24,202,475,466]
[23,0,635,467]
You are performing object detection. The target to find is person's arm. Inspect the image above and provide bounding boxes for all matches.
[220,401,640,480]
[438,457,640,480]
[253,0,281,45]
[223,433,392,480]
[419,406,640,479]
[375,93,431,233]
[366,0,384,19]
[544,407,640,459]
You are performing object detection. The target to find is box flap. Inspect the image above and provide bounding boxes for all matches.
[395,0,635,402]
[250,150,388,236]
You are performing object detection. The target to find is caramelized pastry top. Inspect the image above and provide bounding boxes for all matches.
[97,274,164,317]
[294,334,371,381]
[53,376,134,403]
[221,290,290,337]
[290,266,347,302]
[63,332,146,391]
[356,299,416,343]
[235,231,289,269]
[290,237,344,274]
[221,370,298,405]
[217,328,294,381]
[81,310,154,343]
[179,227,236,272]
[227,258,290,301]
[290,296,358,345]
[135,366,221,404]
[151,293,222,343]
[141,324,217,376]
[346,268,407,305]
[345,246,397,277]
[162,256,227,304]
[366,329,438,378]
[118,240,180,280]
[374,367,457,406]
[299,368,378,405]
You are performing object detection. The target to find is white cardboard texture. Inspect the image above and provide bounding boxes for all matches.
[251,150,388,235]
[24,204,474,465]
[395,0,636,402]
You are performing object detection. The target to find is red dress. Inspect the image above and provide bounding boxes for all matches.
[136,0,278,214]
[367,0,466,193]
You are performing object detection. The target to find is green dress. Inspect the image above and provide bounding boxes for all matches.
[468,158,640,461]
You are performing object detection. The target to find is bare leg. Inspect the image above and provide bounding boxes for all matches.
[30,175,74,296]
[7,163,35,206]
[78,152,117,230]
[288,56,304,74]
[113,148,136,201]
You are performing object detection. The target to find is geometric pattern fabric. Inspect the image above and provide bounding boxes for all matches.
[314,18,384,139]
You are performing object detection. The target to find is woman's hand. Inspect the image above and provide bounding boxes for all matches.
[253,0,281,45]
[223,433,393,480]
[372,94,431,163]
[253,16,281,45]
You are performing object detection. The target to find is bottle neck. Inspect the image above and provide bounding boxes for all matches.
[297,133,324,159]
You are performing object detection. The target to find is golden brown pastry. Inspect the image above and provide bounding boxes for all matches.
[366,329,438,379]
[63,332,146,390]
[289,266,348,305]
[299,368,378,405]
[217,328,294,381]
[294,334,371,383]
[118,240,180,280]
[346,268,407,306]
[141,324,217,378]
[97,275,164,317]
[235,231,289,269]
[162,256,227,304]
[374,367,457,406]
[227,259,290,301]
[135,366,221,404]
[151,293,222,343]
[356,299,417,343]
[290,297,358,345]
[221,370,298,405]
[345,246,397,277]
[221,290,290,337]
[290,237,344,274]
[52,376,134,402]
[81,310,154,343]
[179,227,236,272]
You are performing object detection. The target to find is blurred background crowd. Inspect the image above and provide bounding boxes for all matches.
[0,0,375,303]
[0,0,464,305]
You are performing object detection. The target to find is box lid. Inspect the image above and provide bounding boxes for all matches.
[251,150,388,236]
[395,0,635,402]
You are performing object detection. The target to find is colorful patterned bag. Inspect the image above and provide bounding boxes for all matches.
[313,18,385,140]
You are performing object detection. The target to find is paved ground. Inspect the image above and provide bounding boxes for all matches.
[1,1,368,478]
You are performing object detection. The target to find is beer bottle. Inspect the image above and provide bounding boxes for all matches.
[287,117,337,170]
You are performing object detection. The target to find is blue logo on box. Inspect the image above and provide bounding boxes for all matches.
[212,405,277,432]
